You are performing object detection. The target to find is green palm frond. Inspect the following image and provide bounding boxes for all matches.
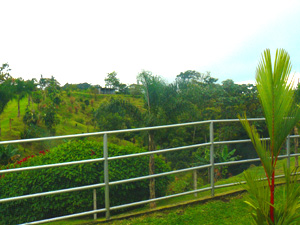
[256,49,300,158]
[240,49,300,171]
[239,49,300,224]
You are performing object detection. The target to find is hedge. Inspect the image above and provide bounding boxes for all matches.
[0,140,171,224]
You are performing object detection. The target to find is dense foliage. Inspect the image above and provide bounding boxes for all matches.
[1,60,300,223]
[0,67,268,173]
[0,140,171,224]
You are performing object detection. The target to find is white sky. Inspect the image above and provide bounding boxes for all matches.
[1,0,300,86]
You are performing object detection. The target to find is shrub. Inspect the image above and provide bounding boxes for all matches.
[0,140,171,224]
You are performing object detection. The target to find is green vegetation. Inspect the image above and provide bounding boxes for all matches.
[0,140,170,224]
[240,49,300,224]
[44,158,297,225]
[103,184,300,225]
[1,57,300,224]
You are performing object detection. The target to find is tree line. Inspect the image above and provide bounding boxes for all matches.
[2,62,300,211]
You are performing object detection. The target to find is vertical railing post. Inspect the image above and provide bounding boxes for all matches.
[103,134,110,220]
[193,169,197,197]
[93,189,97,220]
[210,122,215,196]
[287,134,291,168]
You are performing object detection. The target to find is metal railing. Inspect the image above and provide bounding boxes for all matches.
[0,118,299,224]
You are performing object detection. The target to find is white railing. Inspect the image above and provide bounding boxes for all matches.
[0,118,299,224]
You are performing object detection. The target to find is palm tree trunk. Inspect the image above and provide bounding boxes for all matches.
[270,171,275,223]
[294,126,299,167]
[149,132,156,209]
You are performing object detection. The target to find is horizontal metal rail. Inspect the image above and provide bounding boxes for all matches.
[0,182,105,203]
[0,157,105,174]
[3,152,298,204]
[109,164,211,186]
[108,171,300,212]
[22,208,107,225]
[110,187,213,211]
[23,169,299,225]
[108,142,211,161]
[0,136,274,175]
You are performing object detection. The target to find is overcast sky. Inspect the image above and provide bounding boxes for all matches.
[1,0,300,86]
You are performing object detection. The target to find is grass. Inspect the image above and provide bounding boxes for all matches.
[104,193,252,225]
[45,158,298,225]
[0,92,144,155]
[0,92,144,140]
[45,192,251,225]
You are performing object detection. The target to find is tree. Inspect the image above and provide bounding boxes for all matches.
[118,83,129,94]
[13,78,27,118]
[105,71,120,89]
[137,70,191,207]
[176,70,201,82]
[239,49,300,224]
[94,98,142,139]
[25,79,37,107]
[76,82,92,90]
[0,78,13,114]
[42,104,60,136]
[176,70,218,85]
[0,63,11,81]
[137,70,167,208]
[38,76,61,135]
[0,63,14,136]
[45,76,61,101]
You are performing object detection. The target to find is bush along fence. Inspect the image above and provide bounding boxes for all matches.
[0,118,299,224]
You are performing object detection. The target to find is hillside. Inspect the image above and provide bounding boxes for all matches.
[0,91,144,155]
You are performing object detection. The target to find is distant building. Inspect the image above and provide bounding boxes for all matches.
[98,87,116,94]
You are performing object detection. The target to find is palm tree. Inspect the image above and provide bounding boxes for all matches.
[239,49,300,224]
[137,71,166,209]
[13,78,27,118]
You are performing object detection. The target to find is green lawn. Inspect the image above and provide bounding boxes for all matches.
[104,193,252,225]
[44,192,251,225]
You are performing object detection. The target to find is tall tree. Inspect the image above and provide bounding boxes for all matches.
[0,63,11,81]
[13,78,27,118]
[105,71,120,89]
[25,79,37,107]
[0,63,14,136]
[239,49,300,223]
[137,70,167,208]
[39,76,61,135]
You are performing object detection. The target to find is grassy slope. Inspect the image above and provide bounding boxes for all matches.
[0,92,144,155]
